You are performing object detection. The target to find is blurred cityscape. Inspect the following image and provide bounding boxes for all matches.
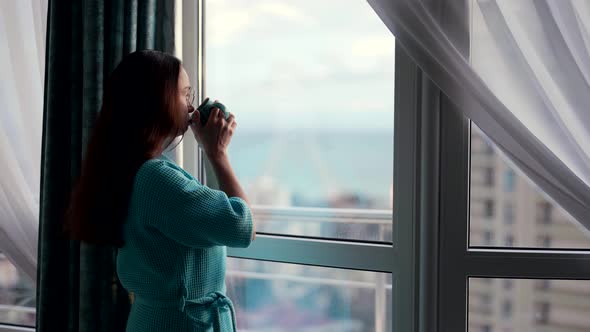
[226,258,391,332]
[223,128,393,331]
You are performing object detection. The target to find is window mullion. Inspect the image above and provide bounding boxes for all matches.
[438,95,471,332]
[393,43,420,332]
[438,1,473,331]
[465,249,590,279]
[228,234,395,273]
[181,0,200,181]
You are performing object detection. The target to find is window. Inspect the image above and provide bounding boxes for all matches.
[182,1,407,331]
[483,231,494,246]
[504,235,514,247]
[469,125,590,249]
[0,253,35,327]
[483,167,494,187]
[537,201,552,224]
[535,279,551,291]
[439,3,590,329]
[503,169,515,192]
[483,199,494,218]
[457,123,590,330]
[503,202,514,225]
[537,235,551,248]
[226,258,392,331]
[469,289,493,321]
[534,302,550,325]
[203,0,394,243]
[480,293,491,305]
[501,299,512,319]
[470,279,590,330]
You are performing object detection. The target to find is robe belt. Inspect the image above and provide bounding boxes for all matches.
[134,288,236,332]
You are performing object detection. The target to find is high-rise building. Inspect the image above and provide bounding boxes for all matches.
[469,125,590,332]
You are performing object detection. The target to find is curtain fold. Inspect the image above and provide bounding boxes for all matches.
[0,0,47,282]
[37,0,175,331]
[368,0,590,231]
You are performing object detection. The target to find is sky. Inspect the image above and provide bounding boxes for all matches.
[205,0,395,131]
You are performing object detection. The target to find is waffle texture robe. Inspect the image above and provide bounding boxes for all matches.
[117,154,254,331]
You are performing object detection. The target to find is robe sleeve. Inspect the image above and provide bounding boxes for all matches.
[136,159,253,248]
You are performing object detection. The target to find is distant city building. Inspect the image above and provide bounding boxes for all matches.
[470,126,590,331]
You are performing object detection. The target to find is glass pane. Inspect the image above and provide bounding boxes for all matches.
[469,278,590,332]
[226,258,392,331]
[469,125,590,248]
[205,0,394,241]
[0,253,36,326]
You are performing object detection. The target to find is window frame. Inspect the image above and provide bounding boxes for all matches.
[183,0,590,332]
[438,2,590,331]
[181,1,421,331]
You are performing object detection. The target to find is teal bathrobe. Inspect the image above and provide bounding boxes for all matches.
[116,154,253,331]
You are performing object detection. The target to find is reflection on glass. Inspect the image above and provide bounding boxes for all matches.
[0,253,35,326]
[205,0,395,241]
[226,258,392,331]
[469,124,590,248]
[469,278,590,331]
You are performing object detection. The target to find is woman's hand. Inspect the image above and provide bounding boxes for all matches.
[190,105,236,161]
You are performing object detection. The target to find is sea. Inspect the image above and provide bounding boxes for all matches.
[226,129,394,209]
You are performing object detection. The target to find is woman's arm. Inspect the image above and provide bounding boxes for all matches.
[139,160,254,248]
[209,152,256,241]
[191,105,257,242]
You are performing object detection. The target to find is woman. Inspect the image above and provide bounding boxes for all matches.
[65,50,256,331]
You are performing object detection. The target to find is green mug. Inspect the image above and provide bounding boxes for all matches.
[193,97,229,125]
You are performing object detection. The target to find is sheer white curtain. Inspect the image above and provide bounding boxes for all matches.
[369,0,590,231]
[0,0,47,282]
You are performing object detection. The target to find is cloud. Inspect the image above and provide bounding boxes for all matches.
[255,2,312,24]
[351,36,395,58]
[208,1,313,46]
[208,10,255,46]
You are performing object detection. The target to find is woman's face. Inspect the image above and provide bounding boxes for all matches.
[178,66,194,128]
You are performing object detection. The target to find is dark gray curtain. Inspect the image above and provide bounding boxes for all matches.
[37,1,175,331]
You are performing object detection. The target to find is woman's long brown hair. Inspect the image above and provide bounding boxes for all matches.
[64,50,188,247]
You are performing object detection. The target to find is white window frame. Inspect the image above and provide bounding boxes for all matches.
[180,1,423,331]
